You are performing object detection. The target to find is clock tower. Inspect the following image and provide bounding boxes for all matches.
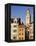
[26,9,31,27]
[25,9,31,40]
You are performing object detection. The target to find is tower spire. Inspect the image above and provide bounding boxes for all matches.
[26,9,30,16]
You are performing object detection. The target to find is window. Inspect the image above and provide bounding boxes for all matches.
[19,37,21,40]
[13,36,16,39]
[22,37,23,40]
[30,36,33,39]
[14,25,17,27]
[20,29,21,31]
[13,30,17,32]
[19,33,21,35]
[22,33,23,35]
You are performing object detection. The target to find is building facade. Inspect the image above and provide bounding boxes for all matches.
[18,18,25,40]
[18,24,25,40]
[11,18,18,40]
[29,23,34,39]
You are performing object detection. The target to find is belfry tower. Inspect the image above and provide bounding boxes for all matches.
[25,9,31,40]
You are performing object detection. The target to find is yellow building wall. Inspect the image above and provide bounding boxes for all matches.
[18,25,25,40]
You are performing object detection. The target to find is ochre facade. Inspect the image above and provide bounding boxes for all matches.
[18,25,25,40]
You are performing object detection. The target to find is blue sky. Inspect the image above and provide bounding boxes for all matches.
[11,6,33,24]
